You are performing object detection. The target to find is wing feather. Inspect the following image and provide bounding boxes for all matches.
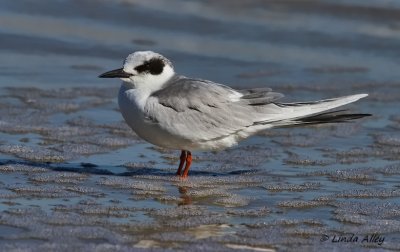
[143,75,367,143]
[145,75,281,141]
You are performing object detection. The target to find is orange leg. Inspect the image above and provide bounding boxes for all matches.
[176,150,187,176]
[181,151,192,178]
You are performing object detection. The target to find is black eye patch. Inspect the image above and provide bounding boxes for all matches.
[134,58,165,75]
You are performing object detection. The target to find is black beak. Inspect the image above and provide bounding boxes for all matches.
[98,68,133,78]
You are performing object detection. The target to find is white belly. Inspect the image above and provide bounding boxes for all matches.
[118,84,191,150]
[118,84,250,151]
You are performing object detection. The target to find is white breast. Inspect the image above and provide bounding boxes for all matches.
[118,83,152,137]
[118,83,248,151]
[118,83,184,149]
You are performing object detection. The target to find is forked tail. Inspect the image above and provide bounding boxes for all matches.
[261,94,371,127]
[278,109,371,127]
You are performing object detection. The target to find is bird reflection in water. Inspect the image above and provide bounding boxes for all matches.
[178,186,192,205]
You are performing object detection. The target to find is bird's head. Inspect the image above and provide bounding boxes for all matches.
[99,51,175,91]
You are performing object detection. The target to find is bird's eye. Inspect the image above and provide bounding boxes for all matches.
[134,58,165,75]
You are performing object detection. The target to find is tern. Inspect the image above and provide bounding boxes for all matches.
[99,51,370,178]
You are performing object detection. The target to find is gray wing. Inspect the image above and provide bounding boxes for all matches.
[144,75,283,142]
[239,87,284,105]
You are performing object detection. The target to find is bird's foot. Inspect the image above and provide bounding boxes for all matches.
[176,174,188,180]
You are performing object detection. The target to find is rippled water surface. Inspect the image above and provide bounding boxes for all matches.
[1,1,400,251]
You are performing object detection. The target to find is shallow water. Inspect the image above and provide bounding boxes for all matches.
[0,0,400,251]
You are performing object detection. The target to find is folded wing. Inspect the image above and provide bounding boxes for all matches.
[145,75,369,142]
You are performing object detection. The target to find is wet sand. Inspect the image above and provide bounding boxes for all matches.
[0,0,399,251]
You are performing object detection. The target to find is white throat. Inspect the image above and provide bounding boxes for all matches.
[120,65,175,110]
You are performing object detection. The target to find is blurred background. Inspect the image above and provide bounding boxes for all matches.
[2,0,400,90]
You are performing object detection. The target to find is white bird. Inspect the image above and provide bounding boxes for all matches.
[99,51,370,178]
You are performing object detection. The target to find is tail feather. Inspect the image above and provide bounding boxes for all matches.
[275,94,368,119]
[254,94,370,127]
[278,110,371,127]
